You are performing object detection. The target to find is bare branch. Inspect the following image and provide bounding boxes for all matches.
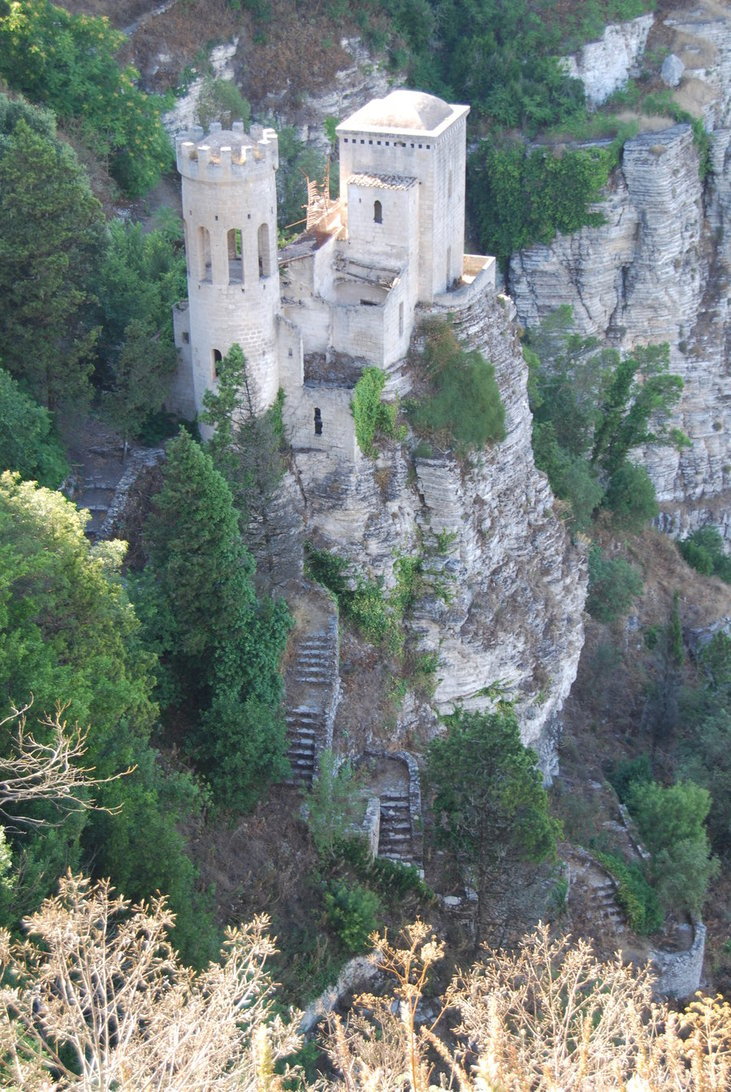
[0,702,134,827]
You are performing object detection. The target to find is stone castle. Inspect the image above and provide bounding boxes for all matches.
[169,88,496,461]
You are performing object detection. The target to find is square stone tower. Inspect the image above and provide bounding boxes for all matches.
[337,90,469,303]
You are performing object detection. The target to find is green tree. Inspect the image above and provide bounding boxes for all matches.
[200,344,285,541]
[586,545,643,623]
[603,460,659,531]
[141,430,291,811]
[105,319,178,451]
[427,706,559,941]
[0,1,172,195]
[469,141,610,264]
[0,472,216,963]
[307,749,364,860]
[0,367,68,486]
[96,218,186,403]
[0,109,105,408]
[527,312,684,532]
[590,343,684,477]
[626,779,718,916]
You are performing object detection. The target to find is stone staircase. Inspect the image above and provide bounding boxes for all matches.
[284,706,321,787]
[75,477,117,539]
[585,871,626,932]
[283,586,340,789]
[377,788,415,865]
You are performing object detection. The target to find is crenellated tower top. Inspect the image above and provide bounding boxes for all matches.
[176,121,279,181]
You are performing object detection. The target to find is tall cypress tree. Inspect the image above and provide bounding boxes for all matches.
[142,430,291,811]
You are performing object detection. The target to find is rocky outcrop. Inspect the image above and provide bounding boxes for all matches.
[562,14,654,106]
[292,283,586,775]
[511,3,731,534]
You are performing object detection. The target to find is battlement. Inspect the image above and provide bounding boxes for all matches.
[176,120,278,180]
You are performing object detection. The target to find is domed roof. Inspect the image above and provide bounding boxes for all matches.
[343,90,454,132]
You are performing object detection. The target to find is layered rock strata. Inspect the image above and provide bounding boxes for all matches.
[290,280,586,774]
[511,3,731,532]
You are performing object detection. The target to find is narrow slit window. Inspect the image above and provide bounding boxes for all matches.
[373,199,382,224]
[258,222,271,278]
[314,407,323,436]
[198,226,211,281]
[213,348,222,379]
[227,228,243,284]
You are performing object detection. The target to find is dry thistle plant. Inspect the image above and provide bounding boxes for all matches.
[325,921,731,1091]
[0,872,303,1091]
[324,920,450,1092]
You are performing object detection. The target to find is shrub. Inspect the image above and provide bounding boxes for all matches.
[407,320,505,453]
[607,754,653,804]
[0,368,68,486]
[595,850,663,935]
[324,880,381,954]
[679,525,731,583]
[351,367,399,456]
[604,461,659,532]
[586,546,643,623]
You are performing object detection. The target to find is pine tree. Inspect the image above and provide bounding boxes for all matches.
[142,431,291,811]
[0,110,104,408]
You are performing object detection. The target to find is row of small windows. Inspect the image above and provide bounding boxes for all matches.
[342,137,431,150]
[194,224,272,284]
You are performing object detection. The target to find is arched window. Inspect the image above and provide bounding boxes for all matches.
[213,348,222,379]
[227,228,243,284]
[373,200,382,224]
[198,226,211,281]
[258,223,271,278]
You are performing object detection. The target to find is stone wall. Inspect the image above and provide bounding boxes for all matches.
[651,922,706,1000]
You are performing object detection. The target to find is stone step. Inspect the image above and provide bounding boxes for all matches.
[288,746,315,761]
[295,674,331,685]
[298,637,335,651]
[286,725,317,738]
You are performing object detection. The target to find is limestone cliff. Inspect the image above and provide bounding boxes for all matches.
[510,2,731,535]
[289,282,586,775]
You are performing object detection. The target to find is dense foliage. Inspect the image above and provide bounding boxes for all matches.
[407,318,505,453]
[0,97,105,409]
[97,219,186,441]
[427,706,559,939]
[0,0,172,195]
[0,472,216,962]
[679,525,731,584]
[140,430,291,811]
[469,141,613,266]
[201,344,286,538]
[527,308,684,535]
[0,368,68,487]
[351,367,400,456]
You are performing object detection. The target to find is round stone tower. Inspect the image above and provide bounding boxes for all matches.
[176,121,281,416]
